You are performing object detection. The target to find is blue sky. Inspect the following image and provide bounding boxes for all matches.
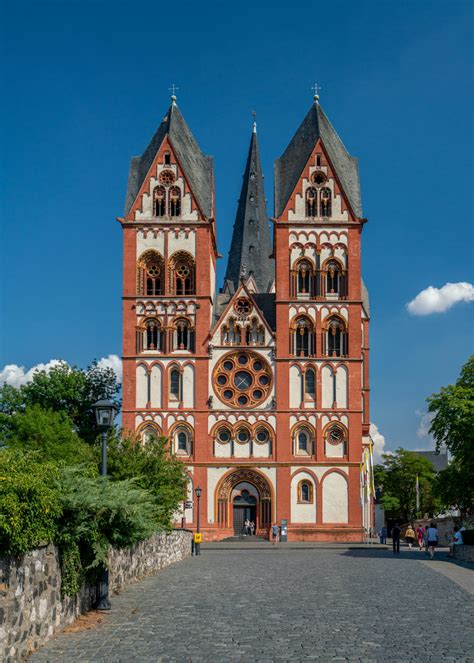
[1,0,473,455]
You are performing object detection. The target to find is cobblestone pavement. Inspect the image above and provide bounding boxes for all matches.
[31,548,474,662]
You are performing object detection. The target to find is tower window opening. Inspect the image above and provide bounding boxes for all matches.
[306,187,318,217]
[164,152,171,165]
[170,369,181,400]
[153,186,166,217]
[326,316,348,357]
[316,155,321,167]
[292,316,314,357]
[320,187,332,218]
[305,368,316,401]
[169,186,181,217]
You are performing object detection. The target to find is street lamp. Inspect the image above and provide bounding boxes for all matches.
[92,399,116,611]
[194,486,202,556]
[92,399,117,476]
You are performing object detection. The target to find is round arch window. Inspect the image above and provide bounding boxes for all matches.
[217,427,231,443]
[213,350,272,408]
[255,428,269,444]
[236,428,250,443]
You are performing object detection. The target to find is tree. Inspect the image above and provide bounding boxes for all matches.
[0,405,95,466]
[0,361,120,443]
[376,448,439,522]
[434,461,474,518]
[427,355,474,511]
[106,434,188,529]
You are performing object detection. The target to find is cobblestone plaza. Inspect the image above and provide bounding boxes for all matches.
[31,547,473,662]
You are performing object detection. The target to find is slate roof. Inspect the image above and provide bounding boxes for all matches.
[124,101,213,218]
[413,451,449,473]
[361,279,370,317]
[274,101,362,218]
[224,127,274,293]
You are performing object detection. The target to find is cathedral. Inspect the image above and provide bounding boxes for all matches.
[119,91,372,541]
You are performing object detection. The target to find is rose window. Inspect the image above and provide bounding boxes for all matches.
[159,170,176,185]
[213,350,272,408]
[312,171,327,186]
[234,298,252,316]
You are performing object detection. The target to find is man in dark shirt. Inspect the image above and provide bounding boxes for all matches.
[392,523,401,554]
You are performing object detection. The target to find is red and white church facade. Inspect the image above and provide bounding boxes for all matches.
[119,92,372,541]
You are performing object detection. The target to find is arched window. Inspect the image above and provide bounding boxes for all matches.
[173,318,194,352]
[140,424,161,445]
[223,318,241,346]
[306,187,318,217]
[296,260,314,296]
[175,426,192,454]
[304,368,316,401]
[216,427,231,443]
[292,316,314,357]
[325,316,348,357]
[169,186,181,217]
[323,259,347,297]
[320,188,332,218]
[295,427,313,455]
[298,480,313,503]
[153,186,166,217]
[137,250,164,296]
[144,319,163,351]
[169,369,181,401]
[170,252,195,296]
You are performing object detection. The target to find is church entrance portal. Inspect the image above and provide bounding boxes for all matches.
[216,469,272,537]
[232,489,257,535]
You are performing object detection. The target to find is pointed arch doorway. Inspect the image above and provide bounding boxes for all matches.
[216,469,272,537]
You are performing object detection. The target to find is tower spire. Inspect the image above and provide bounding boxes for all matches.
[224,124,274,293]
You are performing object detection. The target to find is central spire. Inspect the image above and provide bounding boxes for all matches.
[224,125,274,293]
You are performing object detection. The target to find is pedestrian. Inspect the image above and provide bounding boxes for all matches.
[392,523,401,554]
[423,524,430,554]
[244,519,250,536]
[250,520,255,536]
[448,526,463,557]
[271,522,279,545]
[426,522,439,559]
[380,525,387,545]
[416,524,424,551]
[405,524,415,550]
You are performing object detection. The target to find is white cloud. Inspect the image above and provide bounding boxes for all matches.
[0,359,63,388]
[96,354,122,382]
[416,410,434,439]
[370,422,387,463]
[407,282,474,315]
[0,355,122,388]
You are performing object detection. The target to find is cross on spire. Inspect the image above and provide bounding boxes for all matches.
[312,83,321,102]
[252,110,257,133]
[169,83,179,102]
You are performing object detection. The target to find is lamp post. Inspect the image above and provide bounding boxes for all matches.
[194,486,202,556]
[93,399,116,476]
[92,399,117,610]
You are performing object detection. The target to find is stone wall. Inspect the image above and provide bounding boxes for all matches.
[0,530,192,662]
[453,545,474,564]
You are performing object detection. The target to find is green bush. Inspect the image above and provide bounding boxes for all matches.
[0,450,62,555]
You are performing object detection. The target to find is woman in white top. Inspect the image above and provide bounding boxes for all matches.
[448,526,463,557]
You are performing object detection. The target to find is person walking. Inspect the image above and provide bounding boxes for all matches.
[423,524,430,554]
[271,522,279,545]
[250,520,255,536]
[426,522,439,559]
[380,525,387,545]
[405,524,415,550]
[244,518,250,536]
[416,525,424,551]
[392,523,401,554]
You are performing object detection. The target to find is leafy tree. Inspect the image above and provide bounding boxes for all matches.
[427,355,474,512]
[106,434,188,529]
[376,448,439,522]
[0,450,62,555]
[0,361,120,443]
[434,460,474,518]
[0,405,95,466]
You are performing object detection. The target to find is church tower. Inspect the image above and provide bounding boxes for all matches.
[120,94,371,541]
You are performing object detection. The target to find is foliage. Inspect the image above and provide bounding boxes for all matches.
[0,405,95,466]
[433,460,474,518]
[0,361,120,443]
[106,434,188,529]
[376,448,439,522]
[427,355,474,512]
[59,540,83,597]
[0,450,62,555]
[57,467,160,573]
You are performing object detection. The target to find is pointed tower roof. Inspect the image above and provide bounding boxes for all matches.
[274,100,362,218]
[124,98,214,218]
[224,124,274,293]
